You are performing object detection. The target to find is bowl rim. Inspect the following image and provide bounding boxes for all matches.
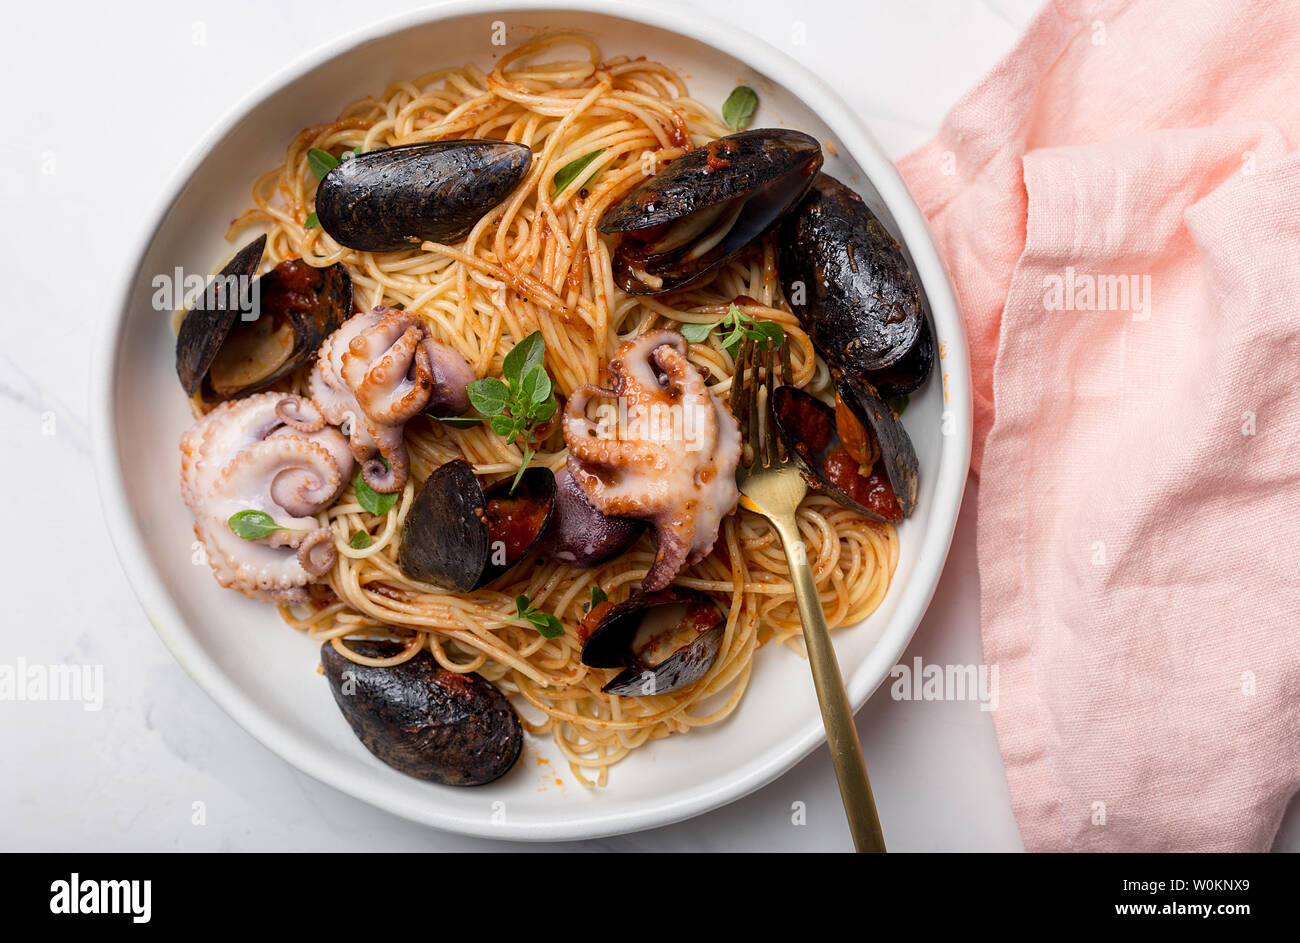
[90,0,972,842]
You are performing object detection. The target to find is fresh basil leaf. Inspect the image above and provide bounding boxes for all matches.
[590,585,607,608]
[887,394,910,417]
[519,363,552,406]
[308,148,339,180]
[515,594,531,618]
[467,377,510,417]
[551,149,604,196]
[722,86,759,131]
[349,531,373,549]
[354,471,398,516]
[528,612,565,639]
[680,320,720,343]
[502,331,546,382]
[304,212,320,229]
[228,510,289,540]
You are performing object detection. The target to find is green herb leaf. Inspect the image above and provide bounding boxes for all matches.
[228,510,294,540]
[519,363,552,406]
[552,149,604,196]
[680,320,721,343]
[590,585,608,608]
[426,412,484,428]
[887,394,910,417]
[502,330,546,381]
[531,395,557,423]
[354,471,398,516]
[490,414,518,438]
[467,377,511,417]
[722,86,759,131]
[349,531,373,549]
[751,320,786,347]
[304,212,320,229]
[529,612,565,639]
[515,594,564,638]
[308,148,339,180]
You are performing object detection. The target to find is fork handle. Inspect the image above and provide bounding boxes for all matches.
[771,511,887,853]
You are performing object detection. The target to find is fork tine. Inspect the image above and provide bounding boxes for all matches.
[729,336,747,438]
[743,338,760,467]
[763,342,781,466]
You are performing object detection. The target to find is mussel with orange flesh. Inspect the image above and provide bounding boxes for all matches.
[397,460,556,591]
[772,379,917,523]
[175,234,352,400]
[321,640,522,786]
[579,588,725,697]
[599,129,823,294]
[315,141,532,252]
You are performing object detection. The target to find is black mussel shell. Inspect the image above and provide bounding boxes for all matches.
[779,172,924,378]
[838,377,918,517]
[321,640,523,786]
[175,234,265,396]
[539,464,645,567]
[316,141,532,252]
[205,259,351,400]
[866,315,934,399]
[398,460,556,591]
[580,588,725,697]
[599,129,823,294]
[771,384,915,522]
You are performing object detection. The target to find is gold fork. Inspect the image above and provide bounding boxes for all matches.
[730,337,887,853]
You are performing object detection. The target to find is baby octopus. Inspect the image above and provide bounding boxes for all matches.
[563,329,741,591]
[310,306,474,493]
[180,392,354,602]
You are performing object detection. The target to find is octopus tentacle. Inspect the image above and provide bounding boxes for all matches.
[312,306,475,493]
[562,330,741,592]
[275,395,326,433]
[297,527,337,577]
[180,392,354,602]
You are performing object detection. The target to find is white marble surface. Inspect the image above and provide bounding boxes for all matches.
[5,0,1291,852]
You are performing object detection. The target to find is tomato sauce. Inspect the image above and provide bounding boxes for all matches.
[824,449,902,522]
[483,492,547,564]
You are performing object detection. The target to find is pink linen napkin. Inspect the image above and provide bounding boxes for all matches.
[898,0,1300,850]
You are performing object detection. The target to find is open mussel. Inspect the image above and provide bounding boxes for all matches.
[599,129,823,294]
[175,234,351,400]
[397,459,556,591]
[315,140,532,252]
[538,464,646,568]
[772,379,917,522]
[778,172,931,393]
[321,640,523,786]
[579,588,725,697]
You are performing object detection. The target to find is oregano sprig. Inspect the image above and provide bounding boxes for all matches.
[680,302,785,354]
[515,594,564,639]
[466,331,558,493]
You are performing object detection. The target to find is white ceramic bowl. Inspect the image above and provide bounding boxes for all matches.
[92,0,970,841]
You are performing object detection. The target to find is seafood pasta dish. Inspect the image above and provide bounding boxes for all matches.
[172,33,932,787]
